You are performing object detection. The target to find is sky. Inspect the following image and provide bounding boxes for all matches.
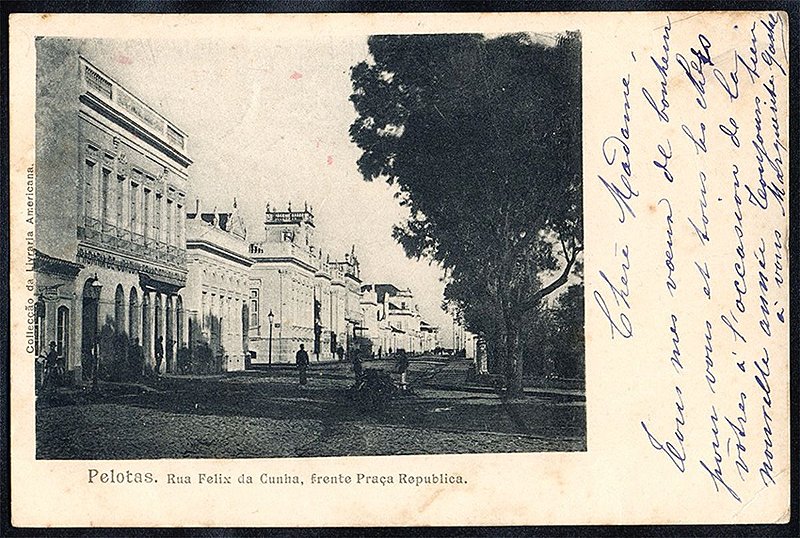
[77,37,457,343]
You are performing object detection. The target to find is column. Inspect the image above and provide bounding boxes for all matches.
[154,292,164,371]
[165,294,174,373]
[142,291,154,366]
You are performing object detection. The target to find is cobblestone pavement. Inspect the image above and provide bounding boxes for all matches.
[36,357,586,459]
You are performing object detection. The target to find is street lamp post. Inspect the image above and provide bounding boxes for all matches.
[267,309,274,368]
[89,274,102,392]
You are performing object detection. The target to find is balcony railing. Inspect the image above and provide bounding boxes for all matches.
[248,240,319,268]
[78,216,186,268]
[265,210,314,225]
[81,60,188,155]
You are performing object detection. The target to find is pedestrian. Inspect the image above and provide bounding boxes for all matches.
[41,341,60,389]
[352,350,363,379]
[395,349,409,390]
[295,343,310,387]
[154,336,164,377]
[336,344,345,362]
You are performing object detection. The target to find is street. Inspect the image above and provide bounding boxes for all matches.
[36,356,586,459]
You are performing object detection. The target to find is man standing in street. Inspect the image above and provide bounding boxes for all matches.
[41,341,60,390]
[296,344,310,387]
[154,336,164,377]
[395,349,409,390]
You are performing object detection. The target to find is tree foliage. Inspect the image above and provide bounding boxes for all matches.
[350,32,582,394]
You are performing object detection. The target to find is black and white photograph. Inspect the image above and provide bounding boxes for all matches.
[8,6,794,530]
[32,32,585,459]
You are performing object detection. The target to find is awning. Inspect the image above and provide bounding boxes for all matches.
[34,249,84,278]
[139,272,185,295]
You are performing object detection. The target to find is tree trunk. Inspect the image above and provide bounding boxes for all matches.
[506,330,524,397]
[486,335,500,374]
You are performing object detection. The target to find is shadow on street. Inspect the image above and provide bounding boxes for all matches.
[36,357,586,459]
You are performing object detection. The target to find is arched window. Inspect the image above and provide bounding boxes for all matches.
[129,287,139,341]
[57,306,70,361]
[114,284,126,334]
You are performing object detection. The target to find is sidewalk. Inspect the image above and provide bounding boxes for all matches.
[416,359,586,401]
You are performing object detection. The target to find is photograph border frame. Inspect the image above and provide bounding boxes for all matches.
[2,0,798,535]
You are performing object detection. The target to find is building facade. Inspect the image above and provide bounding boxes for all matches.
[360,283,435,354]
[329,248,365,356]
[35,41,191,380]
[248,203,322,364]
[419,320,440,352]
[247,203,366,364]
[32,41,440,380]
[184,201,252,372]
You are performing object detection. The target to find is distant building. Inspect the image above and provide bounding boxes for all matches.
[361,283,431,354]
[34,41,191,379]
[329,247,364,356]
[184,199,252,371]
[385,286,421,353]
[359,284,388,356]
[419,320,440,352]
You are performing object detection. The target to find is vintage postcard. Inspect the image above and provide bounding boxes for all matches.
[8,10,790,527]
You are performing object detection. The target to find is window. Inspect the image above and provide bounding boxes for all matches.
[166,199,174,246]
[116,175,125,228]
[250,289,259,329]
[130,182,139,234]
[57,306,69,361]
[128,288,139,339]
[84,160,96,218]
[201,292,208,330]
[114,285,125,333]
[175,204,183,246]
[34,300,46,357]
[154,193,163,243]
[101,168,112,224]
[143,188,151,239]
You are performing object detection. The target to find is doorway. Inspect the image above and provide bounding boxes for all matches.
[81,279,100,381]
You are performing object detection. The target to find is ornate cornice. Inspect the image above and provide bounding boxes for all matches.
[77,244,187,286]
[186,240,253,268]
[80,92,192,169]
[250,256,318,274]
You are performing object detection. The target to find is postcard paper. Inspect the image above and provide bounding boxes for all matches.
[8,10,790,527]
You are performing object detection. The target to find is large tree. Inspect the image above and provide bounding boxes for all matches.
[350,32,582,395]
